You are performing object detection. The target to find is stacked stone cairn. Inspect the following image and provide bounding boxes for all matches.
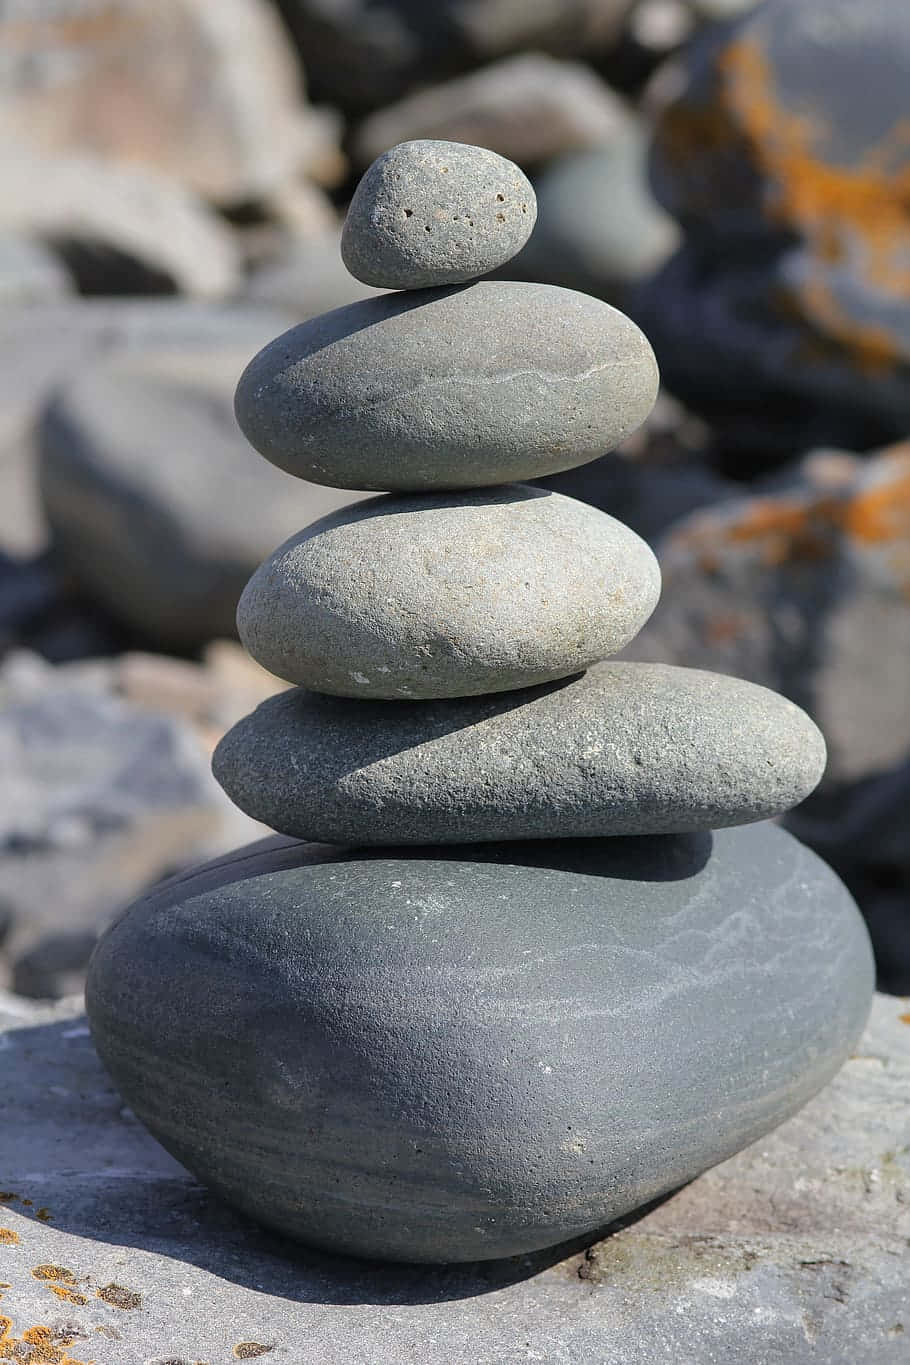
[87,142,874,1266]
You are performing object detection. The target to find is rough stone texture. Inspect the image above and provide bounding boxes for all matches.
[342,140,537,290]
[0,0,334,205]
[234,282,659,491]
[354,54,630,170]
[0,150,240,298]
[276,0,634,113]
[629,442,910,852]
[39,341,375,648]
[633,0,910,464]
[509,128,679,297]
[86,823,872,1263]
[238,486,660,698]
[213,661,825,844]
[1,987,906,1361]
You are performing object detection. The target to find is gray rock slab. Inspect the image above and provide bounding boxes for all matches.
[353,53,630,170]
[38,340,375,648]
[1,987,907,1360]
[0,234,71,304]
[237,486,660,698]
[86,825,873,1264]
[342,140,537,290]
[213,661,826,844]
[234,282,659,491]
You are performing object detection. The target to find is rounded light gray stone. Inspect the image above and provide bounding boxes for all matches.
[212,661,827,844]
[341,139,537,289]
[233,282,659,491]
[85,823,874,1264]
[237,485,661,698]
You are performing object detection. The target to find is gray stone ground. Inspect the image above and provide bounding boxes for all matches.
[1,990,908,1363]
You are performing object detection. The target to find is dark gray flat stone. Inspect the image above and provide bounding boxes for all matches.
[86,824,872,1264]
[237,486,660,698]
[341,140,537,289]
[234,282,659,490]
[213,661,826,843]
[1,985,906,1362]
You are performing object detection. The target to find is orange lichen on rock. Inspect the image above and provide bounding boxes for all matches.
[717,38,910,365]
[672,443,910,582]
[31,1267,76,1285]
[46,1286,87,1308]
[0,1316,92,1364]
[0,1231,18,1247]
[95,1283,141,1311]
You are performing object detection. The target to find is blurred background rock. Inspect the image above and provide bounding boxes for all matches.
[1,0,908,999]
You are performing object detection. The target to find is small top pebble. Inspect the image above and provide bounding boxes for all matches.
[341,140,538,290]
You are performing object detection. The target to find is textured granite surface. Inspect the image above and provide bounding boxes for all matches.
[341,140,536,289]
[213,662,827,843]
[233,282,659,490]
[237,486,660,697]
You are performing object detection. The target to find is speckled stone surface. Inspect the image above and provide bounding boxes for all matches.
[85,823,873,1264]
[212,661,827,844]
[341,140,537,290]
[237,485,661,698]
[233,282,659,490]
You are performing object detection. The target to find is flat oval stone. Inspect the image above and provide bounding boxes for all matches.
[233,282,659,491]
[341,140,537,289]
[237,486,661,698]
[86,824,874,1263]
[212,662,827,844]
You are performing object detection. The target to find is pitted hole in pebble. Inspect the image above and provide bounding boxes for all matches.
[521,204,528,213]
[424,224,431,232]
[403,208,413,217]
[496,193,505,201]
[497,213,506,222]
[144,1358,197,1365]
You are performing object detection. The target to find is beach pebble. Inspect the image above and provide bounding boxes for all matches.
[238,486,660,698]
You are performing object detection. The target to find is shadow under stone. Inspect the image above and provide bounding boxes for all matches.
[3,1014,686,1308]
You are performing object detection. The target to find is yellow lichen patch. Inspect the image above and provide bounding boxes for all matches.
[95,1284,141,1311]
[900,1012,910,1025]
[843,466,910,543]
[0,1231,18,1247]
[723,494,841,566]
[676,444,910,578]
[31,1267,76,1285]
[47,1286,88,1308]
[234,1345,274,1360]
[0,1316,92,1364]
[716,37,910,367]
